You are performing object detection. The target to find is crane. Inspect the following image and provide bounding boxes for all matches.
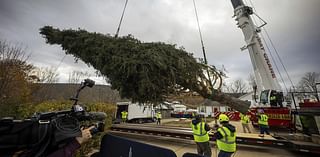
[230,0,282,106]
[230,0,320,134]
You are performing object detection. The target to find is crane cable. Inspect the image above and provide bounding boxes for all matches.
[46,0,129,83]
[115,0,129,38]
[192,0,213,88]
[247,0,295,91]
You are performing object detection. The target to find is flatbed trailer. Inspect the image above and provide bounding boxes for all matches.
[111,124,320,154]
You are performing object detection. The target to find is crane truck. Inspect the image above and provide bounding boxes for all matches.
[230,0,320,134]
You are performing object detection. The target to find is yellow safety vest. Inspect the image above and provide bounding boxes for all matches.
[258,114,268,126]
[191,122,209,142]
[270,96,276,101]
[217,126,236,152]
[121,111,128,119]
[156,113,162,119]
[241,115,250,124]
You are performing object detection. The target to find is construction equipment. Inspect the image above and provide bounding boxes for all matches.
[230,0,320,134]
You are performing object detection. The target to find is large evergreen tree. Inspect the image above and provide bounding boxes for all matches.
[40,26,249,113]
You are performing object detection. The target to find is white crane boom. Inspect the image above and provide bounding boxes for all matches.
[231,0,282,105]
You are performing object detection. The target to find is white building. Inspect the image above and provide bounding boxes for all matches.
[172,104,187,112]
[197,99,233,117]
[166,101,187,112]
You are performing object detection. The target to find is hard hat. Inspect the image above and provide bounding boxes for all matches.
[218,114,229,122]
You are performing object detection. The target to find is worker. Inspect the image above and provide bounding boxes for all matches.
[156,111,162,125]
[300,115,312,135]
[191,114,211,157]
[240,113,251,133]
[276,92,284,107]
[270,91,277,107]
[257,109,269,137]
[121,110,128,123]
[47,126,94,157]
[213,114,236,157]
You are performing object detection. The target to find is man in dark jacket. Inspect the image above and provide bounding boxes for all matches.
[47,126,94,157]
[213,114,236,157]
[191,114,211,157]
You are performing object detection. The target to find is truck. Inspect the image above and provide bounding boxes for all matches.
[115,102,156,123]
[230,0,320,133]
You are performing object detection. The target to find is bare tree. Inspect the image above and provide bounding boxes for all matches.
[247,73,256,90]
[225,79,249,94]
[0,40,33,109]
[30,67,59,83]
[68,70,91,84]
[298,72,320,101]
[29,67,60,102]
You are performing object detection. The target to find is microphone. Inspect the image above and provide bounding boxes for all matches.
[86,112,107,121]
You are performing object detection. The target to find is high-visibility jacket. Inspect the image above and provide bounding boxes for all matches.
[258,114,268,126]
[217,126,236,152]
[241,114,250,124]
[270,96,276,101]
[191,122,209,142]
[156,112,162,119]
[121,111,128,119]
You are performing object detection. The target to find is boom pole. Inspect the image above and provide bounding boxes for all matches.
[231,0,281,94]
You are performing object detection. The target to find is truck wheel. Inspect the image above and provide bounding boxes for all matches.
[138,119,143,124]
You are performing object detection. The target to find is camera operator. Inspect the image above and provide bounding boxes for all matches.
[47,126,95,157]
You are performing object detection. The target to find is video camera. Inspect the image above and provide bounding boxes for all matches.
[0,79,106,157]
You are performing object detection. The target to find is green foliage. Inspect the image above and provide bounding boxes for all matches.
[40,26,213,104]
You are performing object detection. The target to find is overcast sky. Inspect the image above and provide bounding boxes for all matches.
[0,0,319,89]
